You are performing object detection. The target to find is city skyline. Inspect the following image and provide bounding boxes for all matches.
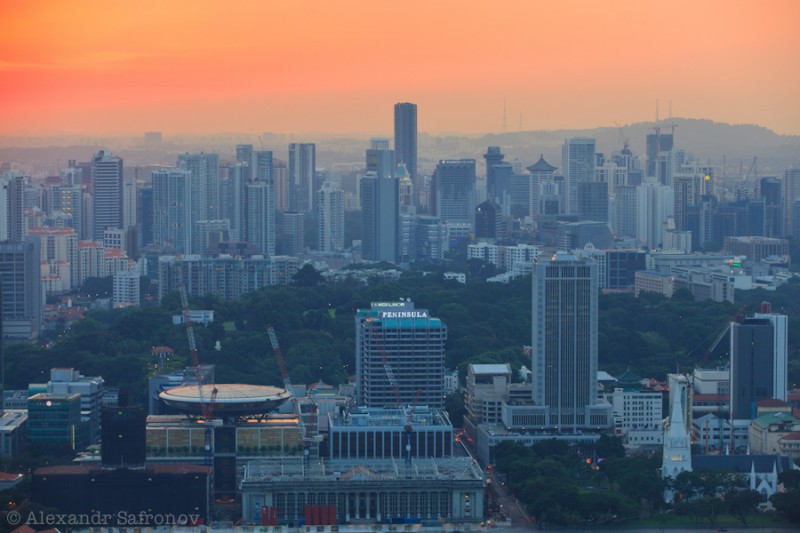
[1,0,799,136]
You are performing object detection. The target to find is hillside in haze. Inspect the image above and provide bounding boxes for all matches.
[1,118,798,178]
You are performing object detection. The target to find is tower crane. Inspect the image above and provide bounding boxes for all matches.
[266,325,318,463]
[179,283,217,466]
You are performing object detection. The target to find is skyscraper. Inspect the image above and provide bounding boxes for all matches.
[483,146,505,202]
[394,103,417,184]
[531,252,610,431]
[366,138,395,179]
[729,305,788,421]
[646,127,674,180]
[783,167,800,237]
[288,143,316,213]
[151,168,192,253]
[355,300,446,409]
[246,181,276,256]
[317,182,345,253]
[432,159,476,234]
[91,150,123,241]
[0,238,42,340]
[527,155,558,217]
[360,172,399,263]
[562,138,595,216]
[177,152,220,221]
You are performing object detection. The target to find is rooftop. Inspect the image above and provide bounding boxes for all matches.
[242,456,482,484]
[469,364,511,375]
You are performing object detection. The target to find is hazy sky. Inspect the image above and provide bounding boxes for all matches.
[1,0,799,136]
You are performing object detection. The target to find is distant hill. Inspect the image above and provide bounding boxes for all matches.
[2,118,799,177]
[423,118,800,176]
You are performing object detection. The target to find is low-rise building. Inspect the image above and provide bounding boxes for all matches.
[0,410,27,458]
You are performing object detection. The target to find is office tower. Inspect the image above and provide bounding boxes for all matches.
[672,172,702,231]
[91,150,124,241]
[273,159,289,212]
[0,238,42,340]
[685,194,716,250]
[394,102,417,183]
[562,138,595,215]
[177,152,220,222]
[483,146,504,202]
[612,186,637,240]
[355,300,446,409]
[101,404,146,467]
[226,162,248,242]
[730,305,788,421]
[138,185,153,248]
[646,127,674,179]
[397,164,414,208]
[527,155,557,217]
[3,174,28,242]
[783,168,800,237]
[414,216,449,261]
[636,183,674,248]
[360,172,399,263]
[47,368,105,444]
[366,138,395,179]
[27,393,88,450]
[531,252,607,430]
[474,200,504,240]
[432,159,476,230]
[759,177,782,237]
[316,182,345,253]
[151,168,192,253]
[288,143,316,213]
[576,181,608,222]
[246,181,275,256]
[122,180,137,232]
[280,211,304,256]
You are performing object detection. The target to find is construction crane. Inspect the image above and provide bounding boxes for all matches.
[179,283,217,465]
[266,325,317,463]
[697,304,747,369]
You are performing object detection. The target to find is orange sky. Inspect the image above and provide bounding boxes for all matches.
[1,0,799,136]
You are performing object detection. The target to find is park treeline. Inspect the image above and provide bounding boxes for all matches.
[6,271,799,404]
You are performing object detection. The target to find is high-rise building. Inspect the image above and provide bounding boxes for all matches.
[91,151,123,241]
[576,181,608,222]
[0,238,42,340]
[246,181,275,256]
[355,300,446,409]
[360,172,399,263]
[636,183,674,248]
[394,103,417,184]
[646,127,674,180]
[483,146,505,202]
[151,168,192,253]
[432,159,476,232]
[177,153,220,249]
[527,155,557,217]
[672,172,703,232]
[531,252,610,431]
[759,177,782,237]
[280,211,304,256]
[366,138,394,179]
[138,185,153,248]
[729,305,788,421]
[3,173,28,241]
[783,167,800,237]
[288,143,316,213]
[50,184,85,239]
[562,138,595,215]
[474,200,504,241]
[316,182,345,253]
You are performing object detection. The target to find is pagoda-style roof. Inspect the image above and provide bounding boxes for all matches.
[527,155,557,173]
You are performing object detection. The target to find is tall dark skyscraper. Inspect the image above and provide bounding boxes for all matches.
[288,143,316,213]
[360,172,399,263]
[394,103,417,183]
[531,252,610,431]
[433,159,476,231]
[562,138,595,216]
[730,307,788,421]
[483,146,504,202]
[646,127,674,180]
[91,150,124,241]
